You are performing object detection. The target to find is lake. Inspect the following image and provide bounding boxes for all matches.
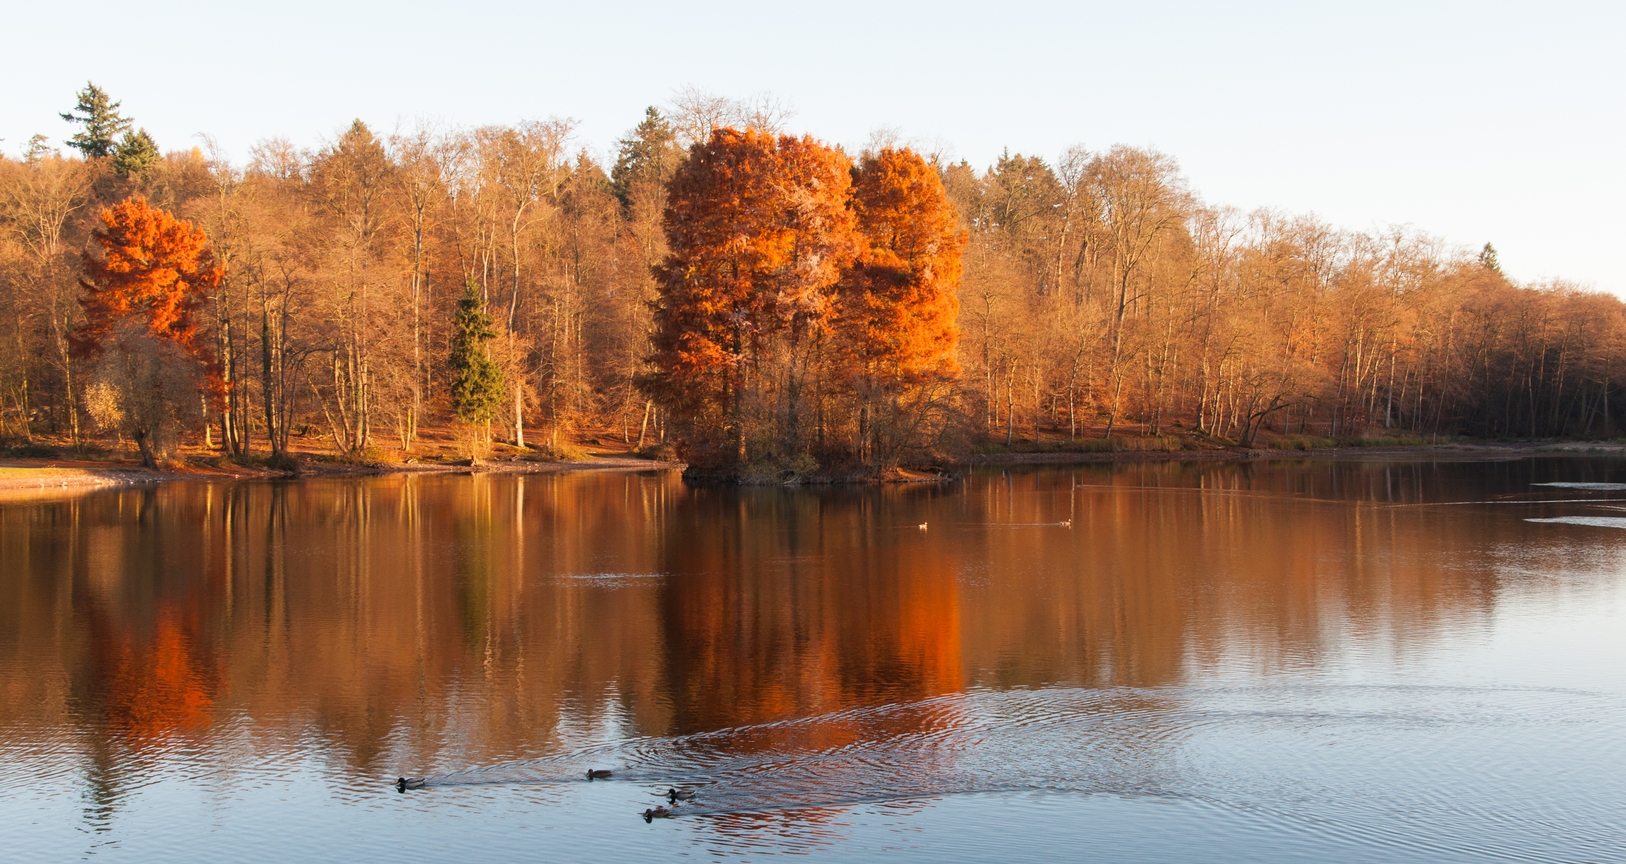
[3,457,1624,862]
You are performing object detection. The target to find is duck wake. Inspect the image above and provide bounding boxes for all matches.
[393,684,1608,821]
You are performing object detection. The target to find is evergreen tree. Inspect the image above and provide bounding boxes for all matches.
[113,128,160,177]
[611,107,678,208]
[448,282,504,427]
[1479,242,1502,273]
[61,82,131,159]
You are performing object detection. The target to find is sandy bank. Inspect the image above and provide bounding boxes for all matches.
[0,465,163,501]
[0,454,685,501]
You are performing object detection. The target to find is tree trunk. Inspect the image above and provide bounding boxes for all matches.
[514,383,525,449]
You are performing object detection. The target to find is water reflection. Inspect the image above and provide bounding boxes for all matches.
[2,457,1625,849]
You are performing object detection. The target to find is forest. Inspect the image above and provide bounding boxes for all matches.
[2,84,1622,476]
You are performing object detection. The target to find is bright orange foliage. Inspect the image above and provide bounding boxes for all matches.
[841,148,965,383]
[74,196,222,386]
[647,128,858,462]
[646,132,969,471]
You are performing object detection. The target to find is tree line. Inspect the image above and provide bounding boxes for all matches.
[1,84,1620,473]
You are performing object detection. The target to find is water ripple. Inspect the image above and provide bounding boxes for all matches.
[1526,516,1626,529]
[405,682,1620,843]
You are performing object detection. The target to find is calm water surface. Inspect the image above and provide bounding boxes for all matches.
[3,458,1625,862]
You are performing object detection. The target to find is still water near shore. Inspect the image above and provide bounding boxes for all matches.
[2,458,1624,861]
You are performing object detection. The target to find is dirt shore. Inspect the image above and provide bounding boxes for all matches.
[2,441,1620,501]
[0,454,683,500]
[0,465,162,501]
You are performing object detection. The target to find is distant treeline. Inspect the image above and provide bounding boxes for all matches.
[0,84,1619,469]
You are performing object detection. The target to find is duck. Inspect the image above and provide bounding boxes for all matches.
[1061,519,1072,527]
[395,777,426,792]
[918,522,928,530]
[642,806,673,822]
[667,787,697,803]
[586,769,613,781]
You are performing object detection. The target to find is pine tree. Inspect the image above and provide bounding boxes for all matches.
[113,128,160,177]
[61,82,131,159]
[449,282,505,428]
[1479,242,1502,273]
[610,107,678,208]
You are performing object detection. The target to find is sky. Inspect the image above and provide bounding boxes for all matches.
[4,0,1621,292]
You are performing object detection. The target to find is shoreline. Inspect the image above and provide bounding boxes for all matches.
[2,441,1621,499]
[0,454,685,500]
[965,440,1626,466]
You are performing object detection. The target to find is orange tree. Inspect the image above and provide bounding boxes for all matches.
[836,148,966,464]
[645,132,967,477]
[644,127,858,471]
[74,196,222,465]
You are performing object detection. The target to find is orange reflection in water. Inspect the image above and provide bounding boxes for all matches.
[94,609,216,746]
[0,458,1608,824]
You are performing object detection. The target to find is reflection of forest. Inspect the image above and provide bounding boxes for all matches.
[0,461,1547,803]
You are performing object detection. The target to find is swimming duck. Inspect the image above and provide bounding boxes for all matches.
[642,806,672,822]
[395,777,426,792]
[667,787,696,803]
[586,769,613,781]
[918,522,928,530]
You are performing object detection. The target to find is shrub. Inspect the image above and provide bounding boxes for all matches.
[541,441,590,462]
[1344,434,1427,448]
[1271,434,1336,450]
[332,445,391,465]
[636,442,679,461]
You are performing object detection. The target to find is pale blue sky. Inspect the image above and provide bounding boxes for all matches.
[4,1,1620,292]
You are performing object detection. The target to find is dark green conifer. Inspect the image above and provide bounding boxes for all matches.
[611,107,678,208]
[449,282,505,426]
[113,128,160,177]
[61,82,131,159]
[1478,242,1502,273]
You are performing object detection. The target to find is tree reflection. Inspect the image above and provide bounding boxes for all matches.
[0,458,1606,829]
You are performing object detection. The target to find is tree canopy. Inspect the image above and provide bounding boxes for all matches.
[74,196,221,371]
[645,127,862,470]
[2,87,1622,472]
[61,82,131,159]
[112,129,161,178]
[643,129,964,475]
